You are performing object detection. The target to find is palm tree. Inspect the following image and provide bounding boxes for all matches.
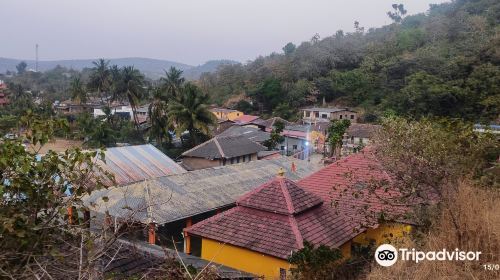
[109,64,122,103]
[70,77,87,104]
[161,67,185,100]
[88,59,111,106]
[167,83,216,146]
[120,66,145,130]
[148,88,171,147]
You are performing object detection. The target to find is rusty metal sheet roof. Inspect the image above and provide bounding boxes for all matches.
[85,156,323,225]
[97,144,186,186]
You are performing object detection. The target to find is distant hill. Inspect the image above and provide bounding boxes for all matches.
[0,57,238,80]
[183,60,240,80]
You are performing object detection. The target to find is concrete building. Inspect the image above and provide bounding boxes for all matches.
[185,151,417,279]
[180,135,266,170]
[209,108,244,121]
[84,157,323,256]
[301,107,357,123]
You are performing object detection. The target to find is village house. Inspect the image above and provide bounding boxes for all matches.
[301,107,357,123]
[209,107,244,121]
[280,122,381,156]
[277,125,312,156]
[93,103,149,124]
[84,157,322,255]
[54,98,104,115]
[217,125,270,145]
[344,123,381,152]
[247,117,292,131]
[180,135,266,170]
[184,151,415,279]
[233,114,261,125]
[213,119,236,135]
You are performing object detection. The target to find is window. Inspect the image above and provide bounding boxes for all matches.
[351,136,354,142]
[248,155,252,162]
[321,114,328,119]
[242,155,246,162]
[279,268,286,280]
[222,158,227,166]
[351,114,355,119]
[315,112,319,118]
[305,111,310,117]
[236,156,240,163]
[293,145,297,150]
[339,115,343,119]
[237,113,240,116]
[280,146,285,150]
[230,158,234,164]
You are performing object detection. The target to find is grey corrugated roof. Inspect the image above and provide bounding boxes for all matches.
[218,126,270,143]
[181,135,266,159]
[84,157,323,225]
[97,144,186,186]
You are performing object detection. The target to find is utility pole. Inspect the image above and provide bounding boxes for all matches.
[35,44,39,72]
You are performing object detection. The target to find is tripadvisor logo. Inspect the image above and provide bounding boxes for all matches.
[374,244,482,267]
[375,244,398,267]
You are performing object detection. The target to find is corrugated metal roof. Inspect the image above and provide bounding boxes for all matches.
[97,144,186,186]
[85,157,323,225]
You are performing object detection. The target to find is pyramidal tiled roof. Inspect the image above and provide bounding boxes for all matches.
[185,175,360,260]
[237,177,323,215]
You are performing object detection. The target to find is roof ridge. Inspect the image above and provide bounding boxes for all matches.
[278,178,295,214]
[213,137,226,158]
[181,137,216,156]
[288,215,304,249]
[185,206,240,232]
[144,180,155,224]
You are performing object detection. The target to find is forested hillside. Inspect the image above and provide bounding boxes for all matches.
[199,0,500,123]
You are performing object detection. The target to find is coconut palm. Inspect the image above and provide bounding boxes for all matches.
[70,76,87,104]
[167,83,215,146]
[88,59,111,105]
[161,67,185,100]
[119,66,145,130]
[148,88,171,146]
[108,64,122,103]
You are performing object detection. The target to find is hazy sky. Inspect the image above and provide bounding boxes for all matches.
[1,0,449,65]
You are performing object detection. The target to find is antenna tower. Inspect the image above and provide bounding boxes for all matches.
[35,44,39,72]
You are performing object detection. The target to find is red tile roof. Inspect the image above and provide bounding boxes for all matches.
[238,177,323,215]
[298,150,412,225]
[185,176,360,260]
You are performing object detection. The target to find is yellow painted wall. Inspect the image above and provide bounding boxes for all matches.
[340,241,352,259]
[201,238,291,279]
[198,224,409,279]
[353,223,412,246]
[201,239,353,280]
[211,110,243,121]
